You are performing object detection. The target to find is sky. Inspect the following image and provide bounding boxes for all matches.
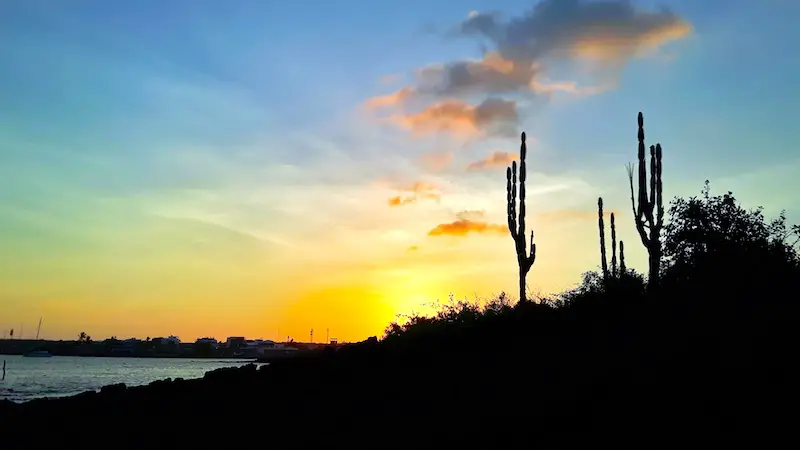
[1,0,798,343]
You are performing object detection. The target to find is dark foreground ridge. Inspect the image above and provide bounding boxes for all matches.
[0,285,797,448]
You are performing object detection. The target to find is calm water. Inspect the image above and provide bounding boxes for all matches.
[0,355,257,402]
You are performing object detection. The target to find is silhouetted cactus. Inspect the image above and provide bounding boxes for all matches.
[619,241,626,274]
[506,132,536,303]
[610,213,618,278]
[599,199,618,281]
[598,197,608,279]
[626,112,664,291]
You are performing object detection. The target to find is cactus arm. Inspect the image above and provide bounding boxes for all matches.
[506,167,517,238]
[655,143,664,229]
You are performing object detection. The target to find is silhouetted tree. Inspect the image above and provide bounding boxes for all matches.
[662,181,799,294]
[626,112,664,291]
[506,132,536,302]
[78,332,92,344]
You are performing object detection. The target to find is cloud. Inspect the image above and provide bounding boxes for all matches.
[407,245,419,252]
[365,1,691,137]
[389,98,518,138]
[456,2,691,64]
[467,150,519,171]
[414,52,540,98]
[419,150,454,172]
[379,73,404,85]
[428,218,507,237]
[401,181,439,194]
[388,181,441,207]
[455,210,487,220]
[364,87,414,109]
[388,196,416,207]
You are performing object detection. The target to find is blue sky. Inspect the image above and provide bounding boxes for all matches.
[1,0,798,341]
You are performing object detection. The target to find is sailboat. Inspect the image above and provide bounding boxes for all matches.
[23,318,52,358]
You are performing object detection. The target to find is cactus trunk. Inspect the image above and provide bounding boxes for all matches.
[507,132,536,303]
[598,197,608,280]
[627,112,664,291]
[610,213,617,278]
[620,241,626,274]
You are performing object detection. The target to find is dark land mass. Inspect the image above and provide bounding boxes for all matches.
[0,284,796,449]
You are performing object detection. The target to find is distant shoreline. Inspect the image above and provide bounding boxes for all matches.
[0,338,288,359]
[0,353,257,360]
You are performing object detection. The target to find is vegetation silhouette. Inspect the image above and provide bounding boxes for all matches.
[0,113,798,448]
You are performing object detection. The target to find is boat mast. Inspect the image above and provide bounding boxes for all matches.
[36,317,42,340]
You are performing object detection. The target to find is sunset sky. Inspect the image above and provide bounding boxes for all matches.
[1,0,798,343]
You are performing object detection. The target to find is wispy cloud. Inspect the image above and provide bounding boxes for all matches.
[467,151,519,171]
[364,87,414,110]
[419,150,454,172]
[388,181,441,207]
[428,210,506,237]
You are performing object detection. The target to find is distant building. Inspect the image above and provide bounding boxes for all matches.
[226,337,246,349]
[151,336,181,351]
[195,337,218,348]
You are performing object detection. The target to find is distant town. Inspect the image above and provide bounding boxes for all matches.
[0,334,347,361]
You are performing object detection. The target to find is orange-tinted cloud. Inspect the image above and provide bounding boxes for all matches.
[419,150,454,172]
[365,1,691,143]
[388,181,441,207]
[428,219,506,237]
[457,2,691,64]
[466,151,519,171]
[455,210,486,221]
[365,87,414,109]
[390,98,518,138]
[413,52,540,98]
[401,181,438,194]
[388,196,415,207]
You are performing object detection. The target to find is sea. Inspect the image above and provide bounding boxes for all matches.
[0,355,257,403]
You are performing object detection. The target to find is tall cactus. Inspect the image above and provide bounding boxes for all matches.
[619,241,626,274]
[598,197,608,279]
[507,132,536,303]
[610,213,618,278]
[626,112,664,290]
